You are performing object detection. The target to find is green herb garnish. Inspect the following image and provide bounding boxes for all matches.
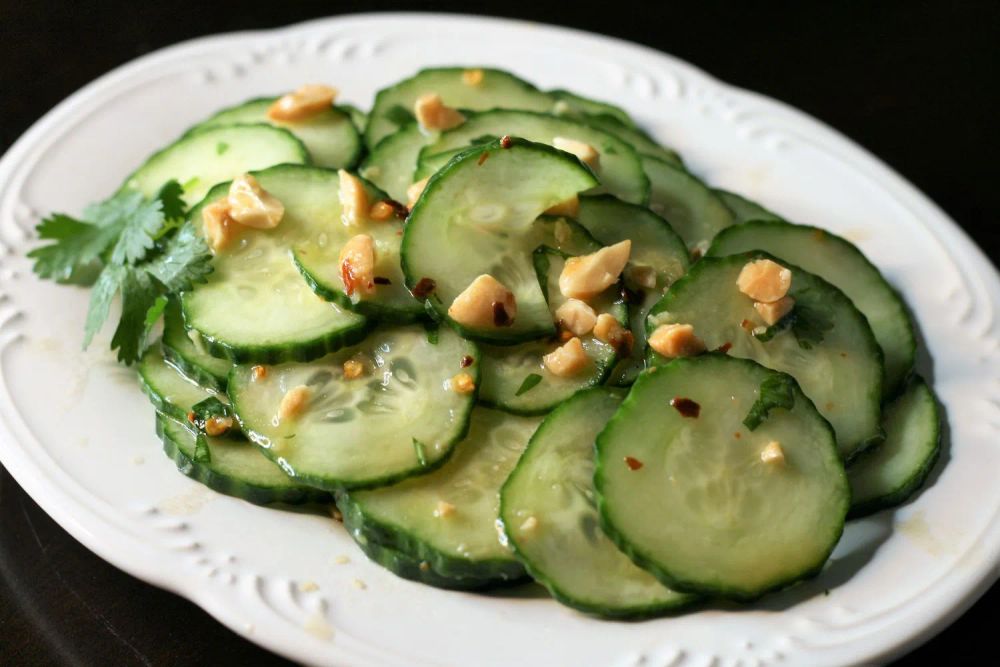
[515,373,544,396]
[743,374,796,430]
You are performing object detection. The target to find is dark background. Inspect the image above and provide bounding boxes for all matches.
[1,1,997,664]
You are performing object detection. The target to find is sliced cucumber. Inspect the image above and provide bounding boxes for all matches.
[596,355,849,600]
[712,189,782,223]
[124,124,308,205]
[161,300,231,391]
[573,195,690,385]
[138,344,223,423]
[644,156,734,249]
[193,97,361,169]
[647,252,884,459]
[365,67,554,149]
[359,122,427,203]
[228,325,478,490]
[707,220,916,398]
[346,534,496,590]
[157,415,329,506]
[338,104,368,134]
[402,138,599,344]
[338,407,542,586]
[848,376,941,517]
[580,113,684,167]
[500,387,696,617]
[549,89,637,129]
[416,110,649,205]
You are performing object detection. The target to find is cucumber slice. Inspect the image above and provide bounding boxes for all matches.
[500,387,696,617]
[193,98,362,169]
[359,122,427,203]
[573,195,690,385]
[580,113,684,167]
[848,376,941,517]
[161,300,231,391]
[712,189,782,223]
[156,415,329,506]
[228,325,478,490]
[183,165,387,363]
[644,156,734,249]
[124,124,308,205]
[479,249,625,415]
[338,407,542,586]
[346,534,495,590]
[596,355,849,600]
[338,104,368,134]
[402,138,599,344]
[365,67,554,149]
[138,344,223,424]
[549,89,637,129]
[707,220,916,398]
[416,110,649,204]
[648,252,884,459]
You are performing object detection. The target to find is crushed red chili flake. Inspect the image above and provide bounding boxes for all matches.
[690,247,704,261]
[499,135,512,148]
[734,432,742,439]
[670,397,701,418]
[624,456,644,471]
[477,151,489,166]
[374,276,392,285]
[492,301,512,326]
[740,319,754,332]
[386,200,409,219]
[611,329,634,357]
[460,355,474,368]
[411,277,436,299]
[186,411,196,423]
[717,342,733,354]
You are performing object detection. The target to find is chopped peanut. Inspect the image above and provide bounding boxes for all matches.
[648,323,706,358]
[559,240,632,300]
[545,195,580,218]
[267,84,337,122]
[593,313,634,356]
[204,415,234,437]
[434,500,457,518]
[201,200,239,253]
[369,200,395,221]
[553,219,573,246]
[251,365,268,382]
[343,359,365,380]
[339,234,376,298]
[406,177,430,209]
[754,296,796,325]
[449,372,476,394]
[737,259,792,303]
[761,441,786,465]
[625,264,658,290]
[227,174,284,229]
[552,136,600,169]
[413,93,465,131]
[278,385,311,421]
[447,274,517,329]
[520,516,539,533]
[338,170,369,227]
[462,68,485,86]
[555,299,597,336]
[543,337,589,377]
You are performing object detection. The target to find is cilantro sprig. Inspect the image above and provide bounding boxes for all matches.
[29,181,212,364]
[743,373,796,431]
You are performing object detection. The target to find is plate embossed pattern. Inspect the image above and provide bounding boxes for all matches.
[0,14,998,667]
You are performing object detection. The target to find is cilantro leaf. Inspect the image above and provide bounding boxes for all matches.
[108,197,165,265]
[789,288,835,349]
[144,222,212,292]
[743,373,796,431]
[156,180,187,221]
[83,264,125,349]
[515,373,544,396]
[28,213,122,282]
[190,396,234,439]
[109,269,160,364]
[193,433,212,463]
[384,104,415,127]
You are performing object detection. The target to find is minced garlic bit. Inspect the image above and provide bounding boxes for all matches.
[227,173,284,229]
[343,359,365,380]
[648,323,706,358]
[278,385,312,421]
[352,578,367,590]
[754,296,796,326]
[520,516,539,533]
[298,581,319,593]
[760,440,786,465]
[338,169,369,227]
[449,372,476,394]
[204,415,234,437]
[201,200,238,253]
[545,195,580,218]
[267,84,338,122]
[447,274,517,329]
[413,93,465,131]
[543,337,589,377]
[593,313,634,356]
[406,177,430,209]
[339,234,376,298]
[251,365,268,382]
[552,136,600,169]
[333,554,350,565]
[625,264,658,290]
[462,68,485,86]
[418,561,431,572]
[737,259,792,303]
[555,298,597,336]
[434,500,457,518]
[559,240,631,300]
[369,200,395,221]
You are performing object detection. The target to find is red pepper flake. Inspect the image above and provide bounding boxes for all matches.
[624,456,644,471]
[477,151,489,166]
[670,397,701,418]
[374,276,392,285]
[492,301,512,327]
[411,277,436,299]
[499,135,512,149]
[460,355,474,368]
[740,319,754,332]
[186,411,196,423]
[734,432,742,440]
[717,342,733,354]
[690,247,704,261]
[387,199,409,219]
[610,329,634,357]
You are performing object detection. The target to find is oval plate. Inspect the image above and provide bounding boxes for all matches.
[1,13,998,667]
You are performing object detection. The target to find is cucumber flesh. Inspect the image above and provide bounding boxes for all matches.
[580,113,684,167]
[848,376,941,517]
[596,355,849,600]
[365,66,554,149]
[549,89,638,129]
[161,300,231,391]
[124,124,308,205]
[337,104,368,134]
[345,534,499,590]
[193,98,362,169]
[402,138,599,344]
[644,156,734,249]
[228,325,478,490]
[138,344,224,423]
[339,407,542,585]
[417,109,649,205]
[501,387,696,617]
[648,252,884,459]
[713,189,782,223]
[707,220,915,398]
[359,122,428,203]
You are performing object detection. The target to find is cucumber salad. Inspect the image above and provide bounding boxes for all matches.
[31,68,941,617]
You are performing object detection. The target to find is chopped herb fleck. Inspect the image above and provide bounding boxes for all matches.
[413,438,428,467]
[384,104,414,127]
[216,141,229,155]
[743,373,796,430]
[515,373,543,396]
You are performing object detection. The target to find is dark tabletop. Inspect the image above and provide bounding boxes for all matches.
[1,1,997,665]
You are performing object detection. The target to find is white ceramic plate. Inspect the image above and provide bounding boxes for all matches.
[1,13,998,667]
